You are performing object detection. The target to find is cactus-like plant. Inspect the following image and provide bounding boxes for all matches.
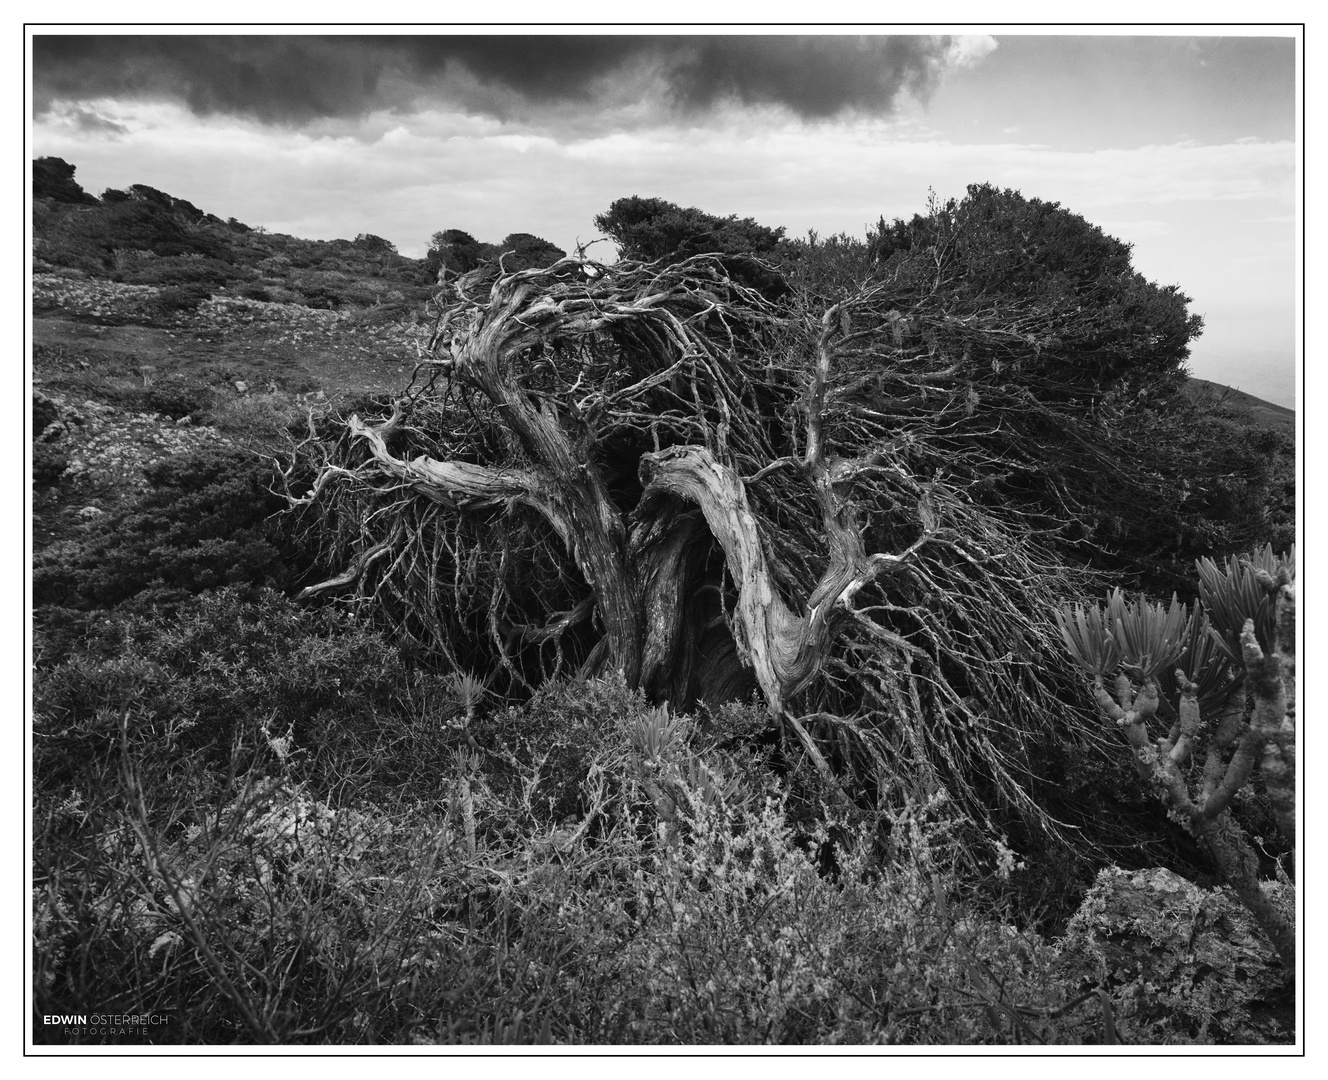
[1197,544,1292,663]
[1055,601,1120,676]
[1105,589,1191,680]
[1058,550,1297,975]
[1154,603,1242,720]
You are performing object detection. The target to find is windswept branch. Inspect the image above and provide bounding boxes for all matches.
[294,250,1102,843]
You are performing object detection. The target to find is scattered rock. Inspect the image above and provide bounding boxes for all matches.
[77,506,104,519]
[234,380,249,394]
[30,389,227,490]
[1054,865,1295,1044]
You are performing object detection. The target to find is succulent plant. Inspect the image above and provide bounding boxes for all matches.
[1058,590,1192,682]
[1106,590,1190,681]
[449,672,486,726]
[630,703,689,764]
[1154,603,1242,718]
[1055,601,1120,677]
[1197,544,1294,664]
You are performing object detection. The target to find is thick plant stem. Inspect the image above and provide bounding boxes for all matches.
[1244,580,1297,842]
[1197,810,1295,974]
[638,445,925,717]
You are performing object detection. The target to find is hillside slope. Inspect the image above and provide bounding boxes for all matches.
[1184,377,1295,436]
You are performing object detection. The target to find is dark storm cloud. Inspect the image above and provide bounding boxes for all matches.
[667,37,955,117]
[32,36,393,124]
[32,34,975,125]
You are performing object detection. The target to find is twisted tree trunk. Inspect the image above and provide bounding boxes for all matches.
[292,251,1097,833]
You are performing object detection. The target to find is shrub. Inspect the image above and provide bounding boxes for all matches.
[33,657,1108,1045]
[152,283,213,315]
[32,444,70,489]
[32,447,315,617]
[1053,866,1293,1044]
[32,712,449,1043]
[32,589,426,793]
[119,254,237,289]
[33,157,99,205]
[473,675,647,825]
[202,390,310,443]
[33,392,61,434]
[145,378,216,420]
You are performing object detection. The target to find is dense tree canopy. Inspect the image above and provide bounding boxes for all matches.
[594,195,788,263]
[783,185,1261,595]
[866,185,1203,393]
[426,229,485,278]
[354,232,398,255]
[32,157,98,206]
[424,229,567,279]
[498,232,566,271]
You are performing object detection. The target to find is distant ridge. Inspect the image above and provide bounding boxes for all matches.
[1184,377,1295,437]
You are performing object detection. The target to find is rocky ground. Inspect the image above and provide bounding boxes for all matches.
[31,277,431,550]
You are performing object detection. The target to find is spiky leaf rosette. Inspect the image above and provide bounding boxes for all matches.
[1153,603,1241,718]
[1105,590,1190,681]
[1197,545,1295,665]
[1056,601,1120,677]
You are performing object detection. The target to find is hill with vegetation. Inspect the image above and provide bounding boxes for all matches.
[1184,377,1294,436]
[29,159,1297,1045]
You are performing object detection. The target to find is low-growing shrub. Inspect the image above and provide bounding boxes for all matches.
[33,392,62,434]
[118,254,238,289]
[32,443,70,489]
[474,675,649,825]
[145,378,216,420]
[34,657,1117,1045]
[32,447,315,617]
[33,588,425,795]
[32,719,448,1043]
[202,391,309,442]
[152,283,213,315]
[1052,866,1293,1044]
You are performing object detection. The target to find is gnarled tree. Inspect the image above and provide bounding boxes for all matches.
[290,243,1120,842]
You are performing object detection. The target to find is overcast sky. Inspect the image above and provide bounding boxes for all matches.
[28,29,1299,407]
